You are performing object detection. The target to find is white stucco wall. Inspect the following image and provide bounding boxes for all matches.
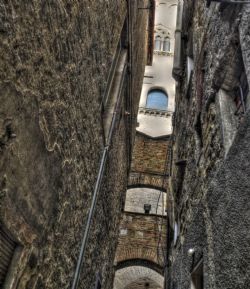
[137,0,177,138]
[125,188,167,216]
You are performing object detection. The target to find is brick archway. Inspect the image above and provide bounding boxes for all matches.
[128,172,168,191]
[114,211,167,268]
[115,247,161,266]
[115,259,164,275]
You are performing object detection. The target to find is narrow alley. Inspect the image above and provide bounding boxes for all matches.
[0,1,250,289]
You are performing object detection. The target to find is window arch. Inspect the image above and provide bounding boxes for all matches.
[154,35,161,51]
[146,89,168,110]
[163,37,170,52]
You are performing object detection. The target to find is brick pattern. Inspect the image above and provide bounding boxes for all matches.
[128,171,168,190]
[131,133,170,175]
[115,212,167,267]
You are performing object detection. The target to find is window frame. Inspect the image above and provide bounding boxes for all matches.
[146,89,168,111]
[154,35,162,51]
[163,37,170,52]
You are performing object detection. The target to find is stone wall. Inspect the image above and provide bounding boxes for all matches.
[168,2,250,289]
[0,1,149,289]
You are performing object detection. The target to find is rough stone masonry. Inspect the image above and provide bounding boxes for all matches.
[168,2,250,289]
[0,1,149,289]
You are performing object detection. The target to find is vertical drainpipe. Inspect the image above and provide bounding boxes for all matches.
[127,0,133,176]
[172,0,183,81]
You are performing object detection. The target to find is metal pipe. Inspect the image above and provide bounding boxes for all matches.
[172,0,183,81]
[71,147,108,289]
[71,60,127,289]
[127,0,133,170]
[102,41,122,108]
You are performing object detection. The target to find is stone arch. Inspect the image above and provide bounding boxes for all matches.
[115,247,160,265]
[127,184,167,192]
[128,172,168,192]
[113,265,164,289]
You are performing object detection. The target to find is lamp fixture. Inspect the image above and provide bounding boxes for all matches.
[188,248,195,256]
[144,204,152,214]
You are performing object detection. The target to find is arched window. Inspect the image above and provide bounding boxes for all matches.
[163,37,170,52]
[146,89,168,110]
[154,36,161,51]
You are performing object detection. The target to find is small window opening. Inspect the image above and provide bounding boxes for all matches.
[194,113,203,163]
[195,114,203,147]
[191,259,204,289]
[187,57,194,85]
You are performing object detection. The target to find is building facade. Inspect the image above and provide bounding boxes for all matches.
[0,1,152,289]
[138,0,177,138]
[168,1,250,289]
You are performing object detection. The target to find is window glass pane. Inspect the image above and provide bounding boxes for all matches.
[154,36,161,50]
[146,90,168,110]
[163,38,170,52]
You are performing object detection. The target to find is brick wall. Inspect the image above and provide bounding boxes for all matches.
[115,212,167,268]
[131,133,170,175]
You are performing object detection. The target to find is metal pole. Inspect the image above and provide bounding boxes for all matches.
[71,147,108,289]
